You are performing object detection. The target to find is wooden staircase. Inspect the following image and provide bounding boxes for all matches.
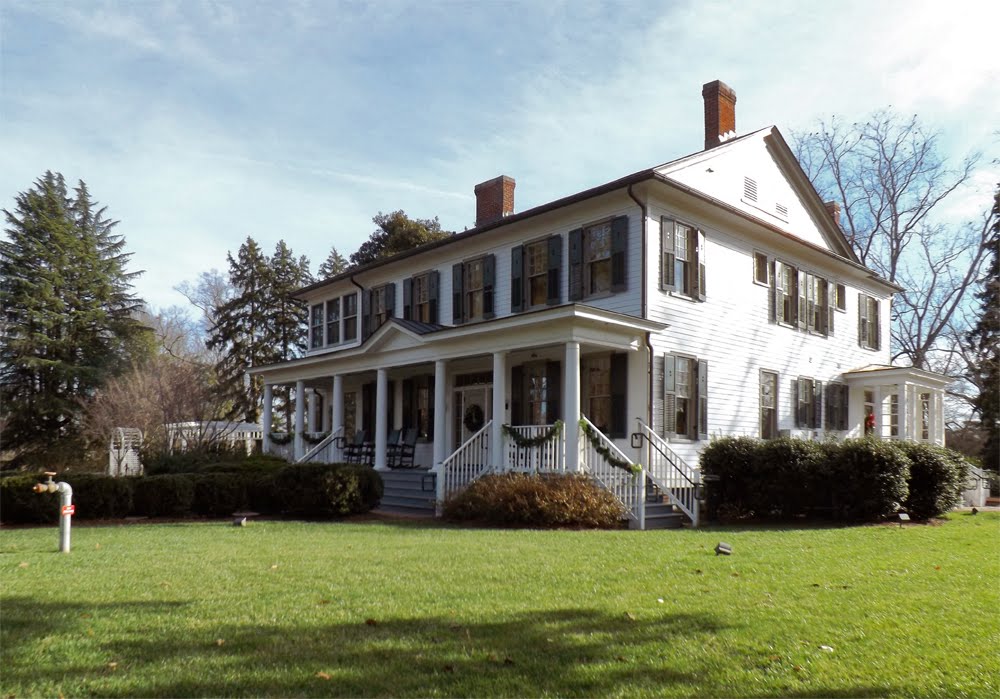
[376,468,437,515]
[635,478,687,529]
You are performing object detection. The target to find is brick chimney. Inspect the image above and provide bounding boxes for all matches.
[824,200,842,227]
[702,80,737,150]
[474,175,515,227]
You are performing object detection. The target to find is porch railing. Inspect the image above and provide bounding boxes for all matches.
[634,420,700,526]
[267,435,295,462]
[505,424,566,473]
[440,420,493,500]
[578,416,644,525]
[297,427,344,464]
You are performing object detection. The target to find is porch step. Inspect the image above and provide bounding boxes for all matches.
[634,500,687,530]
[378,469,436,514]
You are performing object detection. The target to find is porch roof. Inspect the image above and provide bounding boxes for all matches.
[842,364,953,389]
[250,304,666,384]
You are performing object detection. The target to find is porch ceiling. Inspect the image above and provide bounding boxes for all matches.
[252,304,666,384]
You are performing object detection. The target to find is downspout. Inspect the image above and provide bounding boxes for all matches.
[627,184,655,429]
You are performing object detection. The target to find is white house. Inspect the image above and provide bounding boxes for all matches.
[250,80,950,528]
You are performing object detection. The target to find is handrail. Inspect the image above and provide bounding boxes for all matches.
[579,416,644,526]
[440,420,493,499]
[297,426,344,464]
[504,424,566,473]
[633,419,700,526]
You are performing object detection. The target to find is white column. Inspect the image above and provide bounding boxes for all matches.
[262,384,273,454]
[935,390,945,446]
[491,352,507,469]
[374,368,389,469]
[433,360,447,468]
[873,385,883,439]
[307,390,318,434]
[294,380,305,460]
[332,375,344,436]
[321,389,331,432]
[898,382,909,441]
[565,341,581,472]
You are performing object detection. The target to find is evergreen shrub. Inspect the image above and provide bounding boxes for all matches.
[132,475,195,517]
[271,464,382,517]
[899,442,969,520]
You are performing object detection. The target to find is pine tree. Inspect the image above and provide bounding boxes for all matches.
[269,241,312,429]
[349,211,451,267]
[318,246,348,278]
[967,185,1000,472]
[1,172,146,452]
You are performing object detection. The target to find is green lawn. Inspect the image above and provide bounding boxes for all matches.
[2,514,998,698]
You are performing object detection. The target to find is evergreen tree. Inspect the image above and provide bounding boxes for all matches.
[1,172,146,452]
[349,211,451,267]
[967,185,1000,472]
[269,241,312,429]
[207,237,273,424]
[318,246,348,278]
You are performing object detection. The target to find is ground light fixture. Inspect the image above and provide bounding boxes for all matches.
[714,542,732,555]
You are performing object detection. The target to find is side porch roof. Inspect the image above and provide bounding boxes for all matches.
[842,364,954,389]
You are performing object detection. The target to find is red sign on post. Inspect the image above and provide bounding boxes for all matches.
[61,504,75,516]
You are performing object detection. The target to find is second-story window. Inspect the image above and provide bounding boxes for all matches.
[526,240,549,307]
[859,294,880,350]
[451,255,495,324]
[325,298,340,344]
[511,236,561,313]
[569,216,628,301]
[310,304,323,349]
[661,217,706,300]
[585,221,612,295]
[373,286,389,328]
[343,293,358,342]
[413,274,431,322]
[404,271,439,324]
[465,258,484,320]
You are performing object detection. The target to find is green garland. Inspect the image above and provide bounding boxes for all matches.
[269,432,293,446]
[578,420,642,475]
[502,420,564,448]
[302,431,330,445]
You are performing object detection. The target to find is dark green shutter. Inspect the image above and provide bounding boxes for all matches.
[452,263,464,324]
[610,353,628,438]
[428,270,439,324]
[510,245,524,313]
[611,215,628,292]
[793,379,803,428]
[796,270,807,331]
[826,281,835,336]
[483,254,495,319]
[697,359,708,440]
[661,218,676,292]
[663,354,676,435]
[824,383,835,430]
[402,378,415,429]
[569,228,583,300]
[511,365,524,425]
[402,277,413,320]
[384,283,395,320]
[812,381,822,429]
[361,288,372,340]
[547,235,561,305]
[771,260,783,324]
[695,229,707,302]
[546,361,562,422]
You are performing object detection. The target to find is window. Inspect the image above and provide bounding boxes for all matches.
[584,355,612,433]
[402,376,434,440]
[513,362,560,426]
[526,240,549,307]
[824,383,849,431]
[403,271,439,324]
[661,218,706,300]
[326,298,340,345]
[888,393,899,438]
[864,389,875,436]
[310,304,324,349]
[859,294,880,350]
[569,216,627,300]
[795,377,822,429]
[753,252,769,286]
[836,283,846,311]
[452,256,495,324]
[362,283,395,339]
[343,293,358,342]
[664,354,708,440]
[773,262,832,335]
[760,370,778,439]
[373,285,390,328]
[526,363,552,425]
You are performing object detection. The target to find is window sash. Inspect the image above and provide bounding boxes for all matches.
[760,371,777,439]
[326,298,340,344]
[342,293,358,341]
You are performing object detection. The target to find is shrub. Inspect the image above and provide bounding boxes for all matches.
[752,438,825,516]
[144,450,286,476]
[0,476,56,524]
[70,474,134,519]
[700,437,762,519]
[825,439,910,521]
[191,473,253,517]
[132,475,195,517]
[443,473,627,528]
[899,442,969,520]
[271,464,382,517]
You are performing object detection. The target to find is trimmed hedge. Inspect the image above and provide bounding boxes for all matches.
[443,473,627,528]
[144,451,287,476]
[0,463,381,523]
[701,437,970,522]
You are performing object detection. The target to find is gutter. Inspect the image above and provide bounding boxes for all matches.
[627,183,655,428]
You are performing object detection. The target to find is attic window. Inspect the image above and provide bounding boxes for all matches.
[743,177,758,202]
[775,203,788,218]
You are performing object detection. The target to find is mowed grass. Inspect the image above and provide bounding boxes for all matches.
[2,514,998,698]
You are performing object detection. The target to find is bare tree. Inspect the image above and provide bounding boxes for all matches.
[794,110,991,373]
[175,268,233,333]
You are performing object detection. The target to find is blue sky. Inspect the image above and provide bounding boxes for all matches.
[2,0,998,312]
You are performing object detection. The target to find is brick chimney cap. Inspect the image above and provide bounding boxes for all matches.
[474,175,515,193]
[702,80,737,102]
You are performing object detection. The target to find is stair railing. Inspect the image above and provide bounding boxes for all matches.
[632,419,700,526]
[439,420,493,500]
[297,426,344,465]
[505,424,566,474]
[578,416,645,527]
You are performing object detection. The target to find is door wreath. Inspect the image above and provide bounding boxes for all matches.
[463,404,485,433]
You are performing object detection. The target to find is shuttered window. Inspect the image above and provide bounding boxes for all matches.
[569,216,628,300]
[342,293,358,341]
[661,217,706,300]
[760,370,778,439]
[664,354,708,440]
[310,304,323,349]
[824,383,849,431]
[325,298,340,344]
[771,261,833,336]
[402,375,434,439]
[794,377,822,429]
[403,271,439,324]
[859,294,880,350]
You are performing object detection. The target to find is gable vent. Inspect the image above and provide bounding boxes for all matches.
[776,203,788,218]
[743,177,758,202]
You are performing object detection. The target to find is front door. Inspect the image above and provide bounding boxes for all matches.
[454,385,492,448]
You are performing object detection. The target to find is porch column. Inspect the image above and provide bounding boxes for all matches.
[332,375,344,435]
[433,360,447,468]
[262,384,273,454]
[321,389,331,432]
[374,368,389,469]
[492,351,507,469]
[873,385,883,439]
[565,341,581,472]
[294,380,305,460]
[307,390,318,434]
[934,390,945,446]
